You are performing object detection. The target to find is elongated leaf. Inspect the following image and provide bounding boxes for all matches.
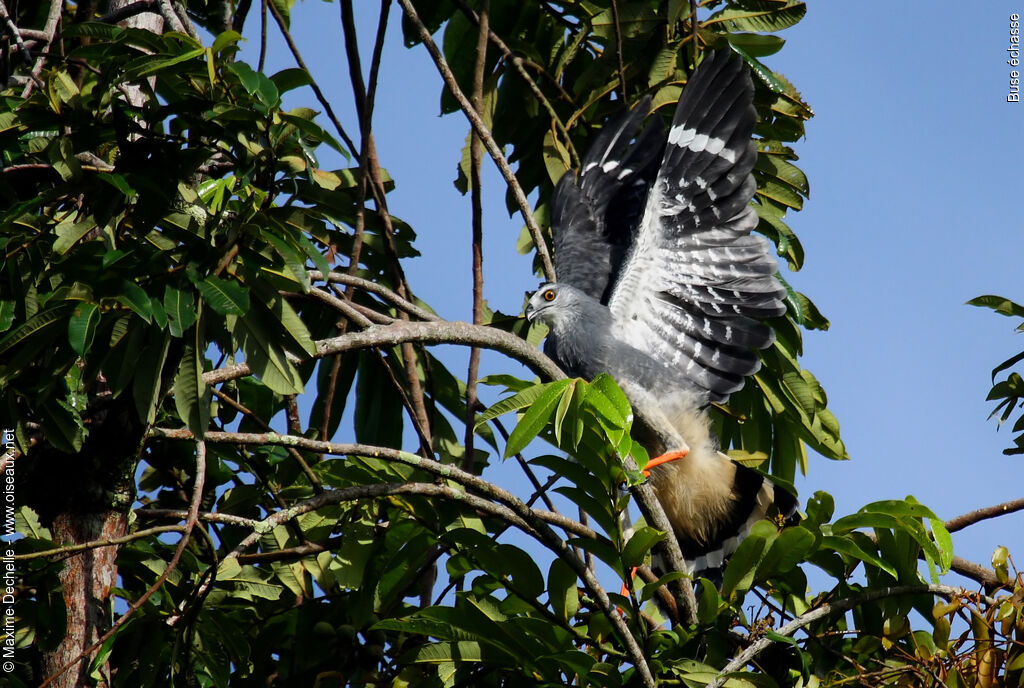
[196,275,250,316]
[548,559,579,622]
[820,535,897,578]
[164,285,197,337]
[477,384,552,425]
[0,304,72,356]
[621,526,665,569]
[228,314,303,394]
[504,381,572,456]
[133,333,171,424]
[67,302,99,356]
[116,281,153,322]
[174,328,210,439]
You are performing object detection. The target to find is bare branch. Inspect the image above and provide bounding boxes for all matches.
[309,270,440,321]
[0,0,34,67]
[949,555,1001,588]
[450,0,579,168]
[202,319,565,387]
[98,0,158,24]
[622,451,698,624]
[14,525,185,561]
[397,0,557,284]
[945,497,1024,534]
[265,0,358,156]
[609,0,627,101]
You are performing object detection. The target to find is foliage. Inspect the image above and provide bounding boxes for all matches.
[1,2,1020,688]
[969,295,1024,456]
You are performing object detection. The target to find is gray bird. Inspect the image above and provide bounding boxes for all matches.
[525,49,798,578]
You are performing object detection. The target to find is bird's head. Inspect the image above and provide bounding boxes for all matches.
[525,282,569,329]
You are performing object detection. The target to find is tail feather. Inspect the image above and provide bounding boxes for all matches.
[643,393,799,582]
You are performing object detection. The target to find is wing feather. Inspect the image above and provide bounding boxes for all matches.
[608,50,786,402]
[551,99,665,302]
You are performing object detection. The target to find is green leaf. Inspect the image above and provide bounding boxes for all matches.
[706,3,807,34]
[174,329,210,439]
[38,398,86,453]
[547,559,579,622]
[721,521,776,599]
[52,216,96,254]
[504,380,573,456]
[727,33,786,57]
[67,302,99,356]
[757,526,815,577]
[196,275,250,316]
[0,304,72,356]
[621,526,665,569]
[229,314,304,395]
[819,535,897,578]
[132,48,206,77]
[133,333,171,424]
[163,285,197,337]
[476,381,560,425]
[0,300,14,332]
[967,294,1024,318]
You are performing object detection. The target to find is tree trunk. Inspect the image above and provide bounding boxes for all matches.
[28,4,168,685]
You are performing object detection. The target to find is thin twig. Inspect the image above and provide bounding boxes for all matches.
[20,0,60,96]
[257,0,267,72]
[705,584,997,688]
[450,0,579,168]
[341,0,433,452]
[210,386,323,492]
[0,0,34,67]
[398,0,557,284]
[309,270,440,321]
[14,525,185,561]
[39,440,208,688]
[621,451,698,625]
[464,0,489,473]
[266,0,358,156]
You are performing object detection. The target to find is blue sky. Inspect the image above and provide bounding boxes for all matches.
[242,2,1024,586]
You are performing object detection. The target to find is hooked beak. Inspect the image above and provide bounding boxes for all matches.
[524,301,536,322]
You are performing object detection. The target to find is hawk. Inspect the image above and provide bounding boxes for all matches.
[525,49,798,578]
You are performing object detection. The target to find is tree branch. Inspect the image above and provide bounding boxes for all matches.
[14,525,185,561]
[450,0,580,168]
[0,0,34,67]
[397,0,557,284]
[149,427,654,687]
[945,497,1024,534]
[309,270,440,321]
[265,0,358,156]
[202,319,565,387]
[705,584,996,688]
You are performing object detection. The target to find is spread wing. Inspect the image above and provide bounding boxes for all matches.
[550,99,665,303]
[607,49,787,402]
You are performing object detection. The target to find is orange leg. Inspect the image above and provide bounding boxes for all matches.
[620,566,638,597]
[643,449,688,477]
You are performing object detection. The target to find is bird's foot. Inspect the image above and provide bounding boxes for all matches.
[643,449,688,477]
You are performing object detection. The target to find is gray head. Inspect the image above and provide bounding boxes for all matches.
[524,282,595,335]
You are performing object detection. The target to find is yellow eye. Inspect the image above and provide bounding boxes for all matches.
[542,289,556,302]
